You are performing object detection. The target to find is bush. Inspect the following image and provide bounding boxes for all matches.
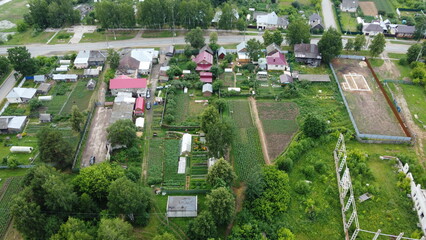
[314,161,326,174]
[378,10,386,16]
[7,34,13,41]
[302,114,327,138]
[295,180,311,195]
[7,158,20,169]
[17,21,28,33]
[302,165,315,179]
[277,158,293,172]
[399,58,408,66]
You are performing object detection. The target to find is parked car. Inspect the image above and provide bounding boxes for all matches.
[89,156,95,165]
[146,102,151,110]
[146,89,151,99]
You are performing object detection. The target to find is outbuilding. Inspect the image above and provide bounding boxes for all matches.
[134,97,145,116]
[167,196,198,218]
[86,79,96,90]
[37,83,52,95]
[180,133,192,155]
[39,113,52,123]
[34,75,46,83]
[202,83,213,97]
[135,117,145,129]
[53,74,78,82]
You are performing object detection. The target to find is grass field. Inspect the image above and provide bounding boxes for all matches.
[48,31,73,45]
[388,53,406,59]
[142,31,182,38]
[222,73,234,87]
[61,79,95,114]
[228,100,264,181]
[399,84,426,128]
[0,134,38,165]
[45,82,74,115]
[360,0,394,13]
[5,30,55,45]
[340,12,358,32]
[369,58,384,67]
[0,0,28,26]
[80,31,137,43]
[167,93,207,126]
[256,101,299,160]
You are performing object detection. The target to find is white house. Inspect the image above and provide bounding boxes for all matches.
[0,116,27,133]
[237,41,250,63]
[6,88,37,103]
[131,49,159,74]
[256,12,288,30]
[167,196,198,218]
[74,50,90,69]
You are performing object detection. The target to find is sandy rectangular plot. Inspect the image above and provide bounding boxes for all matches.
[343,73,371,91]
[359,2,378,16]
[331,58,406,137]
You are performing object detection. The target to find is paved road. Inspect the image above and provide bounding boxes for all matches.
[0,71,16,100]
[321,0,338,30]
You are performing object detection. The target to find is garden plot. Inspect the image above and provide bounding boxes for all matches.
[61,79,96,114]
[228,100,264,181]
[162,139,185,189]
[331,58,406,137]
[359,1,378,16]
[166,93,208,126]
[256,101,299,160]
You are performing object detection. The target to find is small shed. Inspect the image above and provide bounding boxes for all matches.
[39,113,52,123]
[180,133,192,155]
[228,87,241,92]
[59,60,71,65]
[37,83,51,94]
[86,79,96,90]
[257,71,268,80]
[167,196,198,218]
[10,146,33,153]
[135,117,145,129]
[279,71,293,84]
[202,83,213,97]
[84,69,100,77]
[166,46,175,57]
[258,58,267,70]
[218,47,226,59]
[183,70,191,75]
[34,75,46,83]
[224,68,233,73]
[53,74,78,82]
[134,97,145,116]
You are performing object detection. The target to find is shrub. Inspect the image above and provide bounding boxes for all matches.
[277,158,293,172]
[314,161,326,174]
[302,165,315,179]
[399,58,408,66]
[295,180,311,195]
[17,21,28,33]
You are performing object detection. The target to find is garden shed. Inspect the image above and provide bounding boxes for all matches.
[202,83,213,97]
[86,79,96,90]
[180,133,192,155]
[135,117,145,129]
[167,196,198,218]
[37,83,51,94]
[39,113,52,123]
[34,75,46,83]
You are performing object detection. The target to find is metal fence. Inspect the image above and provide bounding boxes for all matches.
[329,61,412,144]
[337,55,365,60]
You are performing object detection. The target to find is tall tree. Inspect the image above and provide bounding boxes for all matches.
[218,3,237,30]
[369,33,386,57]
[206,120,233,158]
[207,158,236,188]
[185,27,205,49]
[50,217,94,240]
[97,218,134,240]
[7,46,37,76]
[187,211,217,240]
[200,106,220,133]
[414,15,426,40]
[70,105,84,132]
[107,119,137,148]
[246,39,263,61]
[286,18,310,46]
[95,0,135,28]
[272,30,284,46]
[27,0,80,28]
[0,56,10,77]
[262,30,274,46]
[107,49,120,70]
[345,39,354,51]
[153,233,176,240]
[43,175,78,212]
[209,31,219,52]
[206,187,235,225]
[406,43,422,64]
[353,34,366,52]
[178,0,214,29]
[37,127,72,169]
[318,28,342,63]
[108,177,151,226]
[73,162,124,202]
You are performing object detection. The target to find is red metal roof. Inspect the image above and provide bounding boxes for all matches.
[196,65,212,71]
[266,52,288,65]
[193,51,213,65]
[109,75,147,89]
[134,97,145,114]
[200,72,213,77]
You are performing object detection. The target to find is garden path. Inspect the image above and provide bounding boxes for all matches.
[248,97,271,165]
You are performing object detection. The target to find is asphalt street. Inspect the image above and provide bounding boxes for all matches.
[321,0,338,30]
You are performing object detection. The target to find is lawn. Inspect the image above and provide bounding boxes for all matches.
[388,53,406,59]
[5,30,55,45]
[228,100,264,181]
[142,30,182,38]
[80,31,137,43]
[340,12,358,32]
[45,82,75,115]
[48,31,73,45]
[399,84,426,128]
[360,0,394,13]
[369,58,384,67]
[0,134,38,165]
[61,79,96,114]
[0,0,28,26]
[166,92,207,126]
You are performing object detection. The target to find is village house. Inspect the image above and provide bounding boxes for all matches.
[109,75,147,96]
[340,0,358,12]
[266,43,282,56]
[74,50,90,69]
[0,116,27,133]
[237,41,250,63]
[200,72,213,83]
[217,47,227,59]
[309,13,324,32]
[88,50,107,66]
[199,45,214,55]
[6,88,37,103]
[294,44,322,67]
[193,51,213,71]
[266,52,289,71]
[134,97,145,116]
[363,23,385,36]
[119,49,159,75]
[256,11,288,30]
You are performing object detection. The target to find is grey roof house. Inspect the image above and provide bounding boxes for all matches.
[294,44,322,67]
[0,116,27,133]
[340,0,358,12]
[88,50,107,66]
[363,23,384,36]
[309,13,324,31]
[266,43,282,56]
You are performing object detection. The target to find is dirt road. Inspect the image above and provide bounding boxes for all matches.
[393,85,426,162]
[248,97,271,165]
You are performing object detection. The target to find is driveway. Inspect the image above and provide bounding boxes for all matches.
[321,0,338,30]
[67,25,97,44]
[0,71,16,101]
[81,107,112,168]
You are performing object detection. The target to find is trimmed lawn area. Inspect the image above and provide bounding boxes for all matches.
[48,31,73,45]
[399,84,426,128]
[142,30,183,38]
[61,79,96,114]
[340,12,358,31]
[388,53,407,59]
[0,134,38,166]
[80,31,137,43]
[5,30,55,45]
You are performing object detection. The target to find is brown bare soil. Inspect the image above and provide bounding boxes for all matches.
[359,2,378,16]
[331,58,406,137]
[249,97,271,164]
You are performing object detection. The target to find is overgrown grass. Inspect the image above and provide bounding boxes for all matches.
[399,84,426,128]
[340,12,358,32]
[0,0,28,25]
[369,58,384,67]
[5,30,55,45]
[392,60,411,79]
[80,31,137,43]
[162,139,185,189]
[0,169,27,188]
[360,0,394,13]
[61,79,95,114]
